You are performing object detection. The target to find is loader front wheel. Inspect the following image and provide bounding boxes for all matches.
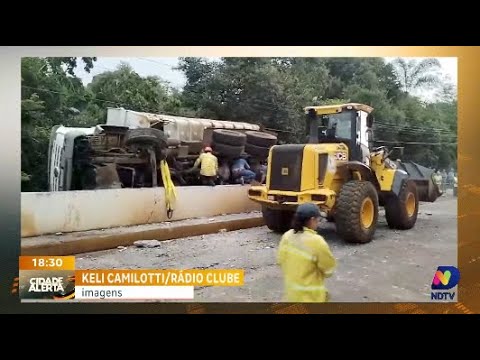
[262,206,294,233]
[385,180,419,230]
[336,180,379,244]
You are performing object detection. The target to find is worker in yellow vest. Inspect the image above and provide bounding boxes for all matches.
[277,203,337,302]
[432,170,443,194]
[193,147,218,186]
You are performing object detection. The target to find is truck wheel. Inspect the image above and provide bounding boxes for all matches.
[336,180,379,244]
[245,131,277,147]
[385,180,419,230]
[212,129,247,146]
[262,206,294,233]
[125,128,167,148]
[212,142,244,157]
[245,143,270,159]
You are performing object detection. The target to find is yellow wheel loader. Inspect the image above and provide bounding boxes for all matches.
[248,103,442,244]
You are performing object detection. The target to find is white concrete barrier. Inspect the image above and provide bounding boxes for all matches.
[21,185,261,237]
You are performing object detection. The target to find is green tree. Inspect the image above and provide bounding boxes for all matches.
[21,57,96,191]
[391,58,441,93]
[178,56,456,168]
[86,62,180,122]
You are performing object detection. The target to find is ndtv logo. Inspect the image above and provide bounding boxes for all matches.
[430,266,460,301]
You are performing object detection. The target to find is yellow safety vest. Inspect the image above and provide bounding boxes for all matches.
[194,153,218,177]
[277,227,336,302]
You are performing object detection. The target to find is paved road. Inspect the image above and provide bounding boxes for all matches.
[77,192,457,302]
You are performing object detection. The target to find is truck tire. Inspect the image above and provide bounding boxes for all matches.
[125,128,167,148]
[245,143,270,159]
[336,180,379,244]
[385,180,419,230]
[262,206,294,233]
[212,129,247,146]
[212,142,244,157]
[245,131,277,147]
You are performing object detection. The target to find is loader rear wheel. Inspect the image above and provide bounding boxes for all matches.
[336,180,379,244]
[385,180,419,230]
[262,206,294,233]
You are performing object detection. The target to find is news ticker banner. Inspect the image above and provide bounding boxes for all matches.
[18,256,244,301]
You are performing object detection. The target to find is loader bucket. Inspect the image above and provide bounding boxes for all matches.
[395,161,442,202]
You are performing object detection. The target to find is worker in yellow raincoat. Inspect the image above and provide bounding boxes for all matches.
[193,146,218,186]
[277,203,336,302]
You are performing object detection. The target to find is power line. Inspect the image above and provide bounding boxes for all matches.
[375,140,457,146]
[374,122,454,133]
[373,127,457,138]
[80,59,457,125]
[79,62,459,129]
[23,83,457,141]
[138,58,174,68]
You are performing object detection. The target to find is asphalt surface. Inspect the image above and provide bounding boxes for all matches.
[76,191,457,302]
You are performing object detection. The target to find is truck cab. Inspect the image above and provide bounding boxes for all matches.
[47,125,96,191]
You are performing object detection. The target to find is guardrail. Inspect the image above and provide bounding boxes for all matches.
[21,185,261,237]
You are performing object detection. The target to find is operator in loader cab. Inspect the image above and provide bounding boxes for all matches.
[192,146,218,186]
[277,203,337,302]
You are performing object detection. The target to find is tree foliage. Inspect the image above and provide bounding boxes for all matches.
[21,56,457,191]
[391,58,442,93]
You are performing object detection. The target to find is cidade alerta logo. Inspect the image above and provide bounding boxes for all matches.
[431,266,460,290]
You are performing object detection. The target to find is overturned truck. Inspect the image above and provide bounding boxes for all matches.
[48,108,278,191]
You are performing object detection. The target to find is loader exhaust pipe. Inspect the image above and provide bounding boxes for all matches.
[307,108,318,144]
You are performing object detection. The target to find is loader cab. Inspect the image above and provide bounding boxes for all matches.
[305,103,374,164]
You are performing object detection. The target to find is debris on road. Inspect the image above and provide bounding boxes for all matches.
[133,240,163,248]
[193,262,219,270]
